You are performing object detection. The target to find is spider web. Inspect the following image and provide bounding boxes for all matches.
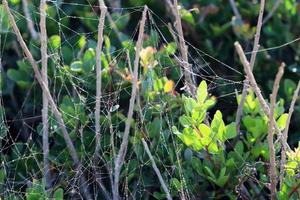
[0,1,298,199]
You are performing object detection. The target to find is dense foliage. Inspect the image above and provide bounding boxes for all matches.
[0,0,300,199]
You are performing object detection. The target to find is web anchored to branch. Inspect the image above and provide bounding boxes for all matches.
[1,0,300,199]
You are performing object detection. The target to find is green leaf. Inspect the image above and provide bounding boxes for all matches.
[204,166,216,180]
[284,79,296,97]
[78,35,87,48]
[208,142,219,153]
[180,8,195,26]
[184,148,193,162]
[70,61,83,72]
[0,168,5,185]
[53,188,64,200]
[83,48,95,73]
[191,107,206,124]
[170,178,181,191]
[224,122,237,140]
[179,115,191,127]
[277,113,288,131]
[216,167,229,187]
[196,81,208,104]
[165,42,177,55]
[183,95,197,114]
[211,110,226,141]
[147,118,162,138]
[0,5,10,33]
[49,35,61,49]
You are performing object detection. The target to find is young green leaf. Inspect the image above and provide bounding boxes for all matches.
[196,81,208,104]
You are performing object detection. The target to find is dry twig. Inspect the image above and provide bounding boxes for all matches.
[113,6,148,200]
[39,0,51,191]
[3,0,91,198]
[173,0,195,96]
[229,0,242,21]
[268,63,285,199]
[235,0,265,134]
[21,0,38,40]
[234,42,291,152]
[279,81,300,188]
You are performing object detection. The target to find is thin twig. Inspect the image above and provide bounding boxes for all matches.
[268,63,285,199]
[235,0,265,135]
[234,42,290,150]
[279,81,300,189]
[22,0,38,40]
[229,0,242,21]
[173,0,195,97]
[131,50,173,200]
[112,6,148,200]
[3,1,91,198]
[95,0,107,162]
[39,0,51,192]
[94,2,111,199]
[141,138,173,200]
[263,0,282,25]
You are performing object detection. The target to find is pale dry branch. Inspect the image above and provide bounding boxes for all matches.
[3,1,91,198]
[39,0,51,191]
[279,81,300,188]
[263,0,282,25]
[113,6,148,200]
[234,42,290,149]
[94,2,110,199]
[229,0,242,21]
[236,0,265,135]
[142,138,173,200]
[268,63,285,199]
[173,0,195,97]
[22,0,38,40]
[95,0,107,160]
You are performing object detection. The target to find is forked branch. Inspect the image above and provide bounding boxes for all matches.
[234,42,290,151]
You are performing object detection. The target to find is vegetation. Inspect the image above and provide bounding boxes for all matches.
[0,0,300,199]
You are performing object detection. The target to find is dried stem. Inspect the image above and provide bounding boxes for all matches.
[141,138,173,200]
[279,81,300,188]
[173,0,195,96]
[22,0,38,40]
[229,0,242,21]
[263,0,282,25]
[112,6,148,200]
[3,1,91,198]
[235,0,265,134]
[234,42,290,150]
[39,0,51,191]
[268,63,285,199]
[95,0,107,160]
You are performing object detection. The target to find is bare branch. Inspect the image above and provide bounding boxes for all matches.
[235,0,265,134]
[234,42,290,150]
[22,0,38,40]
[39,0,51,191]
[263,0,282,25]
[229,0,242,21]
[3,1,91,198]
[173,0,195,97]
[113,6,148,200]
[95,0,107,160]
[268,63,285,199]
[141,139,173,200]
[279,81,300,188]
